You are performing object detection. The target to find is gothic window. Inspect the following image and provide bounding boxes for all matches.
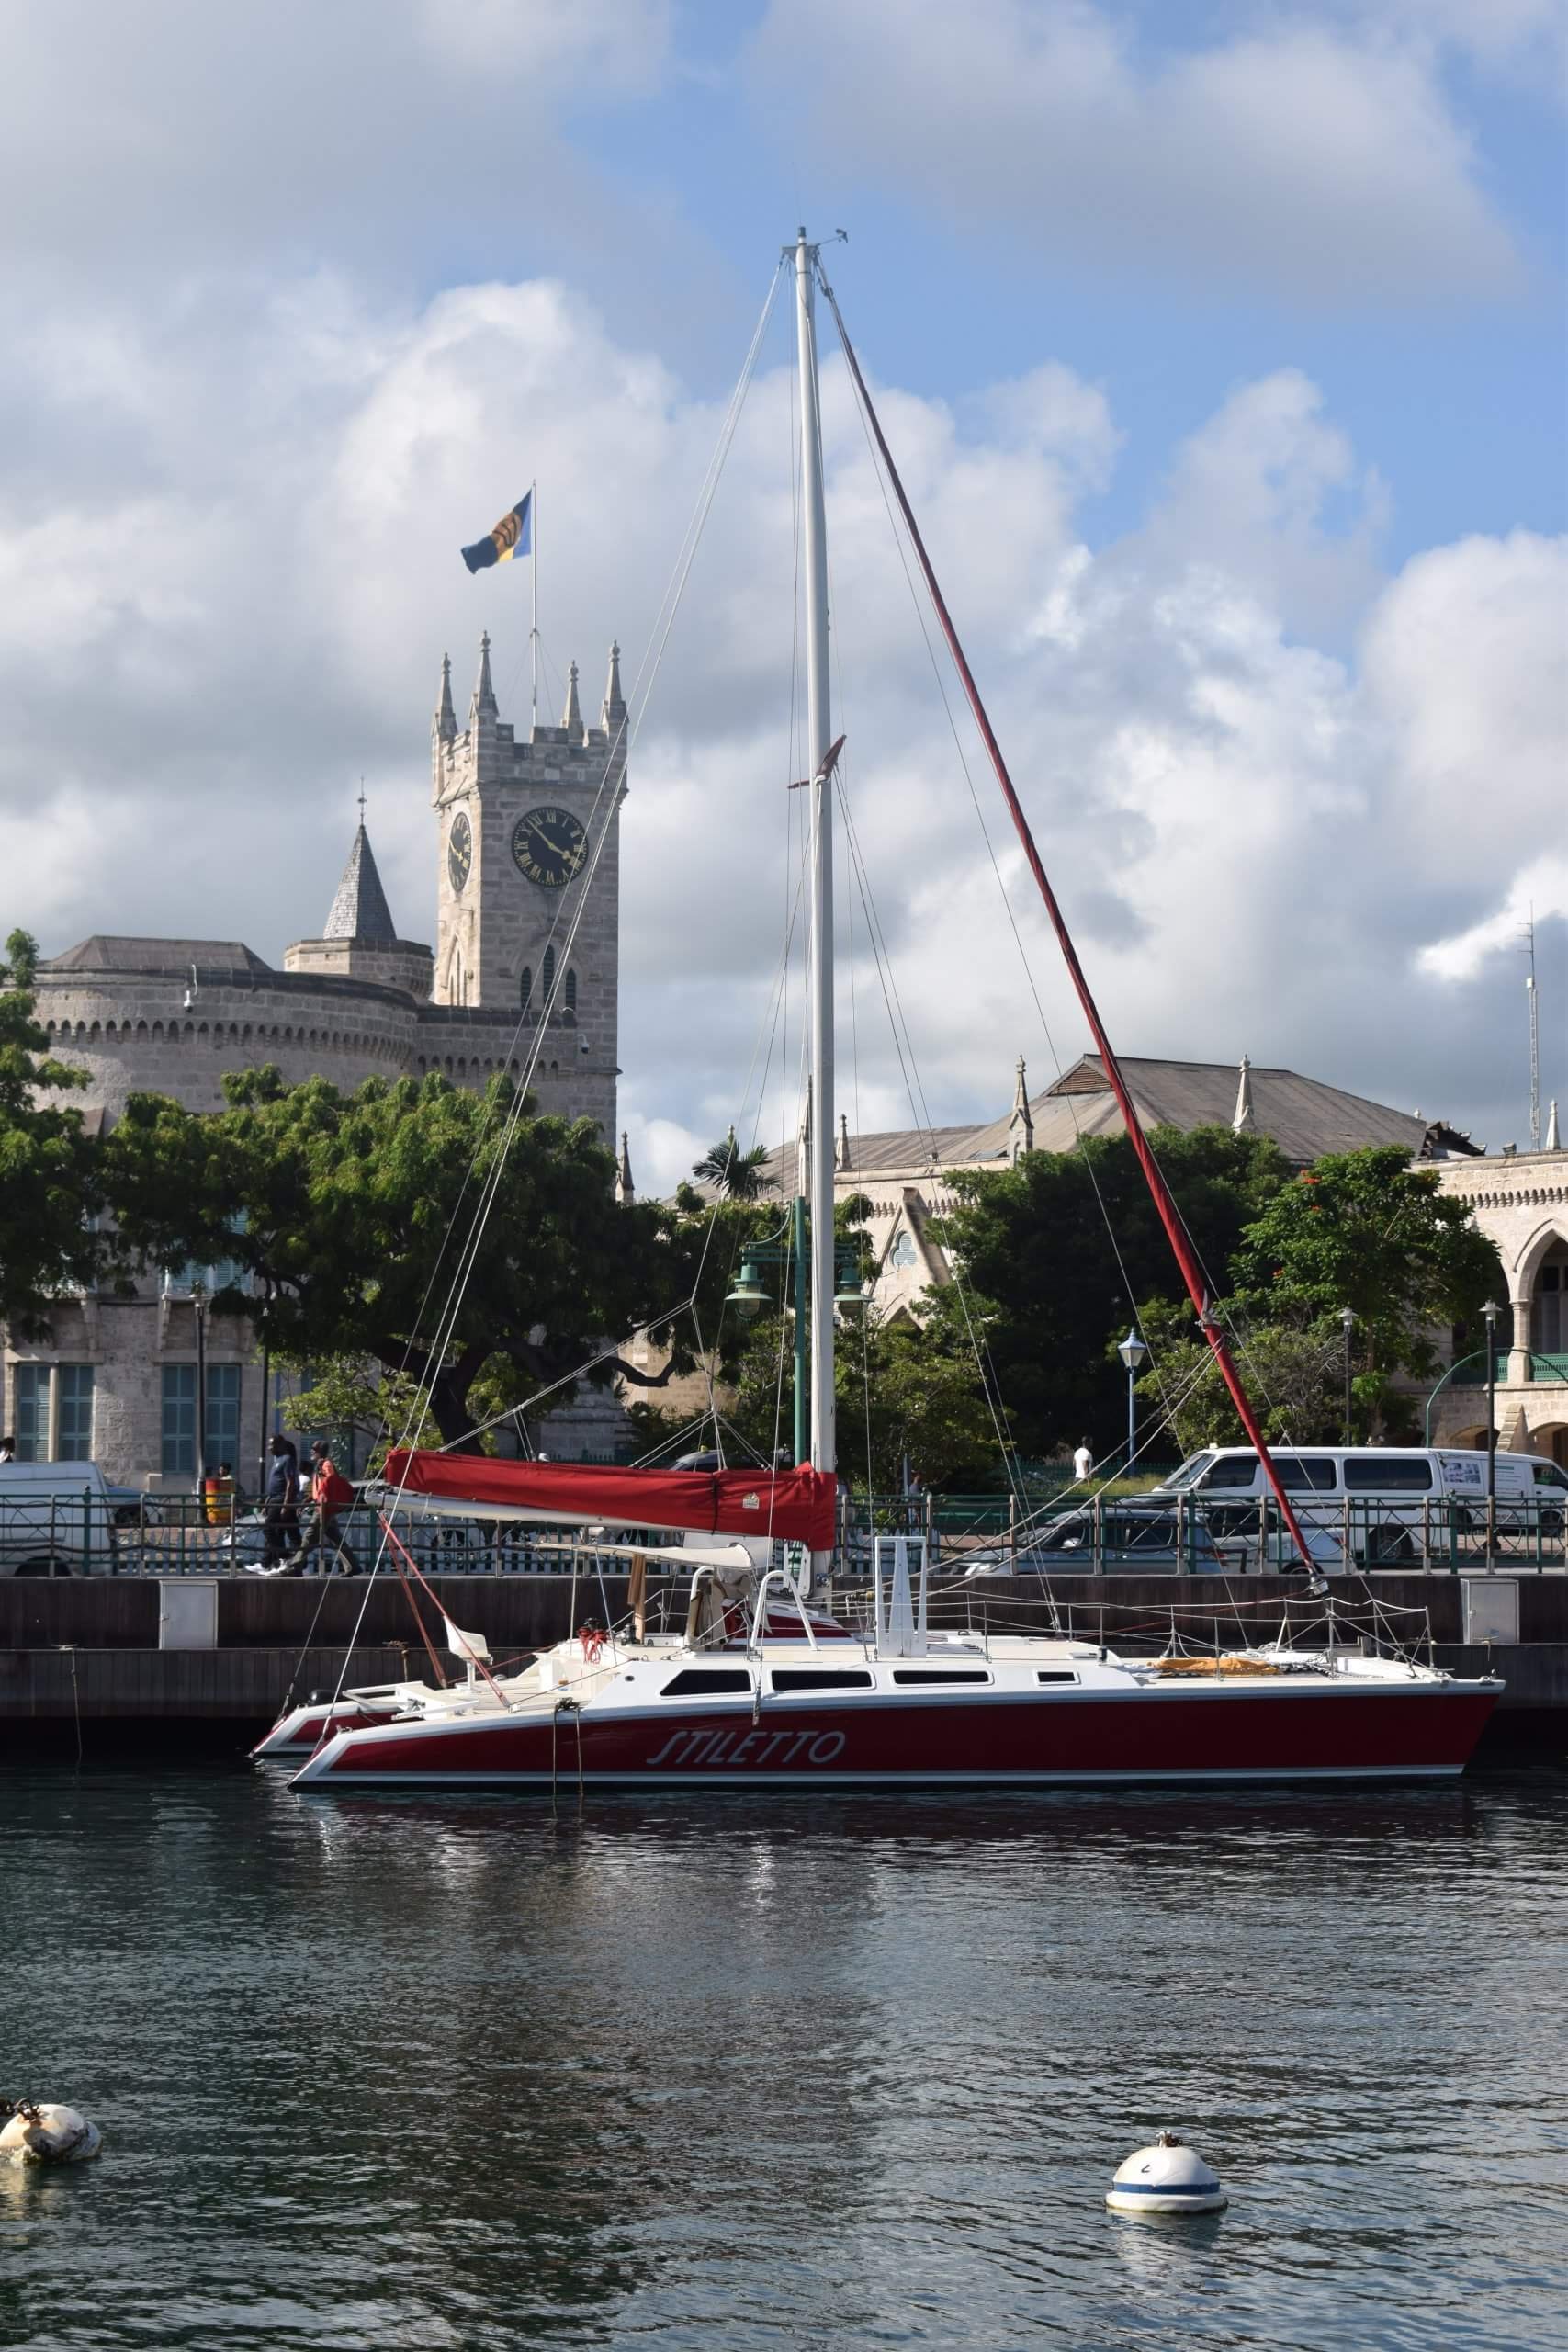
[565,967,577,1012]
[1532,1248,1567,1358]
[520,967,532,1012]
[543,944,556,1001]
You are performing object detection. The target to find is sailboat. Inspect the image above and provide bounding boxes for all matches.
[288,234,1498,1792]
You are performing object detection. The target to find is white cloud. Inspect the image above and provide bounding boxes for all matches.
[1418,857,1568,981]
[747,0,1528,307]
[2,240,1562,1161]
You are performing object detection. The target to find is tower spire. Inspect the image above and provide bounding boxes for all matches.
[1232,1052,1256,1134]
[434,651,457,743]
[603,639,626,727]
[1010,1054,1034,1159]
[837,1111,852,1170]
[1549,1099,1562,1152]
[471,631,497,722]
[562,659,582,739]
[615,1131,636,1204]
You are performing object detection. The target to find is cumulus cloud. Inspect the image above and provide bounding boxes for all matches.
[746,0,1529,308]
[0,3,1561,1190]
[4,239,1563,1179]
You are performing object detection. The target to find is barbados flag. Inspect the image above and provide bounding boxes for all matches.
[461,491,531,574]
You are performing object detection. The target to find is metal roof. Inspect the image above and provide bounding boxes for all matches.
[752,1054,1480,1188]
[41,937,275,978]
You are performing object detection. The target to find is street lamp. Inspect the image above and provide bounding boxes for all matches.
[1483,1299,1501,1543]
[1117,1329,1147,1469]
[1340,1307,1355,1445]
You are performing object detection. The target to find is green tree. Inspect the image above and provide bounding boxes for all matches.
[280,1359,442,1468]
[1231,1146,1504,1432]
[926,1125,1291,1458]
[725,1306,1002,1492]
[0,929,103,1335]
[102,1068,741,1450]
[692,1127,774,1202]
[1132,1302,1346,1455]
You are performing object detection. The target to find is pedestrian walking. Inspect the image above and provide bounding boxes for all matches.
[299,1441,360,1574]
[1072,1437,1094,1483]
[262,1435,300,1567]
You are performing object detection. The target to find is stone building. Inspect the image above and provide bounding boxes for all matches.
[1430,1122,1568,1465]
[750,1052,1483,1322]
[3,640,628,1485]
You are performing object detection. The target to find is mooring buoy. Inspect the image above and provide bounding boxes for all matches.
[1,2101,103,2167]
[1106,2130,1225,2215]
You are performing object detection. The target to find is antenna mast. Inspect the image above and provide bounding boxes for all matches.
[1526,909,1540,1151]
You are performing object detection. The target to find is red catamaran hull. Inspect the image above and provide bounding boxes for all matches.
[298,1683,1497,1787]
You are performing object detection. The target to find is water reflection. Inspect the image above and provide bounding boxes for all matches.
[2,1767,1565,2350]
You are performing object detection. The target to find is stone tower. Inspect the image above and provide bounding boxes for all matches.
[432,635,626,1073]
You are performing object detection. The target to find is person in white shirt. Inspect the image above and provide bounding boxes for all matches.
[1072,1439,1093,1482]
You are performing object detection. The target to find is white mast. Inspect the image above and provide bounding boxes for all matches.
[795,229,836,1516]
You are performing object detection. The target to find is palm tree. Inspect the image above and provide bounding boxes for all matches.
[693,1126,773,1202]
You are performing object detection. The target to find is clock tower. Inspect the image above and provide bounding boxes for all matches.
[432,634,626,1109]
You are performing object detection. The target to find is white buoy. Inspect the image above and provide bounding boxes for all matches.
[1107,2130,1225,2215]
[1,2102,103,2167]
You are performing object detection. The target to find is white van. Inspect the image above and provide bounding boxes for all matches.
[1153,1446,1568,1566]
[0,1461,121,1576]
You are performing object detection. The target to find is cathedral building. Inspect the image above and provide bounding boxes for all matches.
[3,640,629,1484]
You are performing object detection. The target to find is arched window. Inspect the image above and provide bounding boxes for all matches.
[520,967,532,1012]
[564,967,577,1012]
[542,944,556,1001]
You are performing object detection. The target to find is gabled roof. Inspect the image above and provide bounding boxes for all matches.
[41,936,274,978]
[748,1051,1482,1192]
[323,824,397,945]
[1044,1055,1482,1166]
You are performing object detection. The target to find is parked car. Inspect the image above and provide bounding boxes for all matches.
[1032,1505,1226,1573]
[0,1461,121,1576]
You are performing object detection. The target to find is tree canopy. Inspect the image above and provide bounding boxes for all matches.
[102,1068,746,1449]
[691,1128,774,1201]
[1229,1146,1503,1431]
[0,929,103,1336]
[927,1124,1292,1458]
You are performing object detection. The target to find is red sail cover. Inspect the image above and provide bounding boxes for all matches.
[382,1452,837,1551]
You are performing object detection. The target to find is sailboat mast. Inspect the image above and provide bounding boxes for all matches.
[795,230,836,1490]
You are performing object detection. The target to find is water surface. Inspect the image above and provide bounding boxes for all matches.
[3,1767,1566,2349]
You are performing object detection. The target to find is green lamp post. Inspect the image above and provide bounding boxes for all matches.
[727,1197,864,1464]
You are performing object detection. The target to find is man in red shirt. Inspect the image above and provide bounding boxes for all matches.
[299,1440,361,1574]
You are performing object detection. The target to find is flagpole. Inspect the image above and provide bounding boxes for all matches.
[530,478,538,730]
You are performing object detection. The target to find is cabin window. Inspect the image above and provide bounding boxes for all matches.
[660,1668,751,1697]
[889,1668,991,1686]
[520,967,532,1012]
[770,1669,874,1692]
[1344,1457,1433,1493]
[1035,1670,1078,1685]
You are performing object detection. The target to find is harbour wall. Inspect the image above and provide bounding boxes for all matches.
[0,1575,1563,1751]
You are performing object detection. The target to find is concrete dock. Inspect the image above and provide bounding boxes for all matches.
[0,1572,1562,1754]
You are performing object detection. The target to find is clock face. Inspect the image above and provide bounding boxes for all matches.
[446,810,472,894]
[512,805,587,889]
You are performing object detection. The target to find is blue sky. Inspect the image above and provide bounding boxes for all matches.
[555,1,1565,572]
[0,0,1563,1189]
